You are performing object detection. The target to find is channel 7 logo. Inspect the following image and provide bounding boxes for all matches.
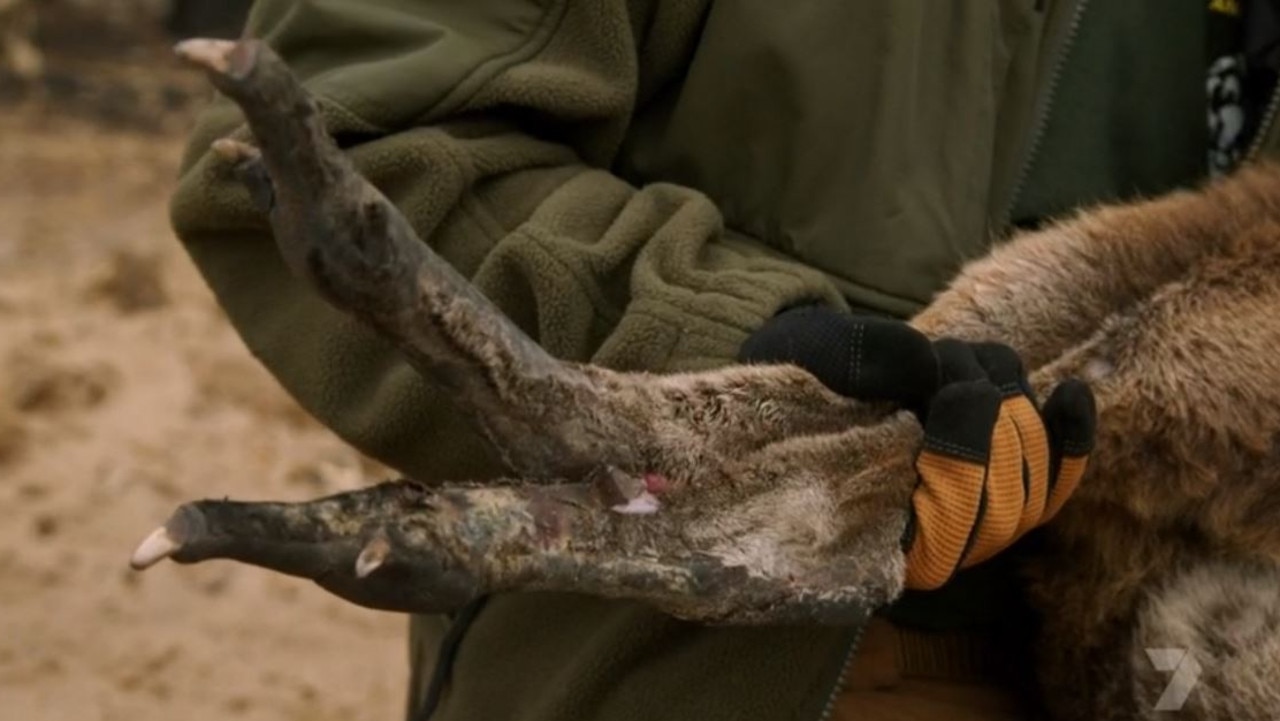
[1145,648,1202,711]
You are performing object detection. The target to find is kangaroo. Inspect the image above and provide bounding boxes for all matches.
[132,38,1280,720]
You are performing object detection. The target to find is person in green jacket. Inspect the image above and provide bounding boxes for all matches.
[169,1,1280,720]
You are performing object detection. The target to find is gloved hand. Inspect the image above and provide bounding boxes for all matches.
[739,306,1096,591]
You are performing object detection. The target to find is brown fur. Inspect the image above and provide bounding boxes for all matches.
[917,165,1280,719]
[149,39,1280,720]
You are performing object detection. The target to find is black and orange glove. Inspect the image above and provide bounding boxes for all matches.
[740,306,1096,591]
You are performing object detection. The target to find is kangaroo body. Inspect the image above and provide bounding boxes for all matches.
[919,166,1280,720]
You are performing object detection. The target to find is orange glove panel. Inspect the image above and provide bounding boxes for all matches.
[738,309,1096,592]
[903,342,1095,591]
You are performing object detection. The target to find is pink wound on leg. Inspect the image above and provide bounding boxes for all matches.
[643,473,670,494]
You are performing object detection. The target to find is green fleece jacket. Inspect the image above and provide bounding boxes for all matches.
[169,1,1279,720]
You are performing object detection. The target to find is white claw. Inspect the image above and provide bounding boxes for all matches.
[211,138,261,164]
[611,491,662,515]
[355,537,390,578]
[130,527,181,570]
[173,39,237,74]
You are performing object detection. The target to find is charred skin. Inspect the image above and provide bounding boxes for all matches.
[129,473,904,624]
[138,37,916,625]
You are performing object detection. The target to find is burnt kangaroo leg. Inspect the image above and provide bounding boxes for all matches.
[130,37,923,624]
[130,414,922,624]
[136,39,1280,702]
[170,38,878,484]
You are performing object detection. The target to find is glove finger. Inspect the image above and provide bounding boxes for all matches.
[1006,395,1051,537]
[932,338,990,385]
[970,342,1035,402]
[960,411,1028,567]
[905,379,1001,590]
[969,342,1051,537]
[1041,378,1098,522]
[739,306,939,415]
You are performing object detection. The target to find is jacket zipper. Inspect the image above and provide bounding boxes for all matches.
[817,3,1090,717]
[1001,0,1091,228]
[1246,83,1280,160]
[813,622,869,721]
[412,598,490,721]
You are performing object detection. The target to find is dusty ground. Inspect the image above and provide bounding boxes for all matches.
[0,22,409,721]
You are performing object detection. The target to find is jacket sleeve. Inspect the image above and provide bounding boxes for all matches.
[169,0,847,482]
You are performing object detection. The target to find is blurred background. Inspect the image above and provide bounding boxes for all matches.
[0,3,408,720]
